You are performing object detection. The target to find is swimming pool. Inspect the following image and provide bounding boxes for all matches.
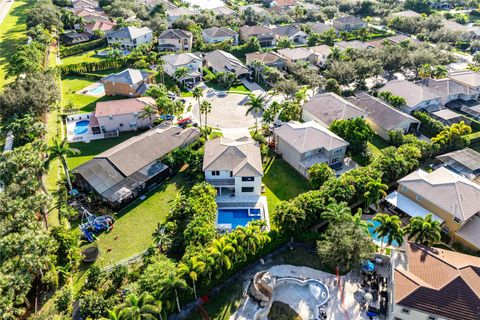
[88,84,105,95]
[368,219,400,247]
[74,120,90,135]
[217,208,261,229]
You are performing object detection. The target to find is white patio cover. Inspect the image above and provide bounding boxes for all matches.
[385,191,444,223]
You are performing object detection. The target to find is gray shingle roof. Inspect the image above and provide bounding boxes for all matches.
[346,92,419,131]
[302,92,368,126]
[379,80,441,109]
[310,22,335,34]
[158,28,192,40]
[275,121,348,153]
[398,168,480,221]
[202,27,238,38]
[448,70,480,88]
[333,15,365,25]
[277,47,314,60]
[204,49,249,76]
[272,25,304,38]
[161,52,202,67]
[203,137,263,176]
[101,69,150,85]
[107,26,152,40]
[436,148,480,172]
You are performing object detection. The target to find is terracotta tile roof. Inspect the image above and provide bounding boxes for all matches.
[394,243,480,320]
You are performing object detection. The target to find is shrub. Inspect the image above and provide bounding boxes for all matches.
[60,38,107,57]
[413,111,446,136]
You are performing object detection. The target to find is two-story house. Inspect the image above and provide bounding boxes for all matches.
[423,77,479,106]
[90,97,157,134]
[204,50,249,77]
[161,52,203,84]
[379,80,442,114]
[202,27,239,45]
[158,29,193,52]
[106,26,153,50]
[274,121,349,177]
[390,242,480,320]
[302,92,368,128]
[332,15,367,31]
[307,45,332,66]
[272,24,308,44]
[239,25,276,47]
[166,7,198,27]
[386,167,480,251]
[203,137,263,197]
[101,69,153,97]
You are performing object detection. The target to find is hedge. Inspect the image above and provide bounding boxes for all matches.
[413,111,446,137]
[60,38,107,58]
[57,59,128,76]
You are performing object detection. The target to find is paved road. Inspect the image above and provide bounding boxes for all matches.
[0,0,14,26]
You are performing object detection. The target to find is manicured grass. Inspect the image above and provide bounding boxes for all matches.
[67,131,143,169]
[61,47,107,66]
[205,81,251,94]
[368,134,390,158]
[263,156,311,217]
[62,75,123,113]
[0,0,32,89]
[83,174,188,267]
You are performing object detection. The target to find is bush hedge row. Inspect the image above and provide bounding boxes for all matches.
[57,59,128,75]
[413,111,446,136]
[60,38,107,58]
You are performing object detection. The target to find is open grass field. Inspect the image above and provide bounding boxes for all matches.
[263,156,311,219]
[61,48,107,66]
[79,174,187,268]
[0,0,32,89]
[66,131,143,169]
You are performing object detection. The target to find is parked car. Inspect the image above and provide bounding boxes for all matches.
[160,114,175,121]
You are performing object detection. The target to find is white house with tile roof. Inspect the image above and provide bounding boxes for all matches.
[203,137,263,196]
[107,26,153,50]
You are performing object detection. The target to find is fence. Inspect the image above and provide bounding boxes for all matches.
[101,247,150,272]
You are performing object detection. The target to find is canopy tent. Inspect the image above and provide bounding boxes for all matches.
[385,191,444,223]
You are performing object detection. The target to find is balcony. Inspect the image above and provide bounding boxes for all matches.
[206,178,235,186]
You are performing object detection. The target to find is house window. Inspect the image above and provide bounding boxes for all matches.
[331,157,340,164]
[401,186,408,193]
[401,308,410,315]
[119,123,123,127]
[427,317,437,320]
[212,171,220,176]
[242,177,254,182]
[242,187,254,192]
[230,171,233,177]
[416,195,423,201]
[109,115,113,120]
[453,217,461,223]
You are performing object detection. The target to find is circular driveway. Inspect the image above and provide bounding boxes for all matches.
[192,93,259,129]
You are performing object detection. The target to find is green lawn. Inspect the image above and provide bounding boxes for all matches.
[83,174,187,267]
[61,48,107,66]
[205,81,250,94]
[62,75,123,113]
[0,0,32,89]
[263,157,311,218]
[368,134,390,158]
[67,131,143,169]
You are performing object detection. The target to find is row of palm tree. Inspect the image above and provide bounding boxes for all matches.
[192,86,213,133]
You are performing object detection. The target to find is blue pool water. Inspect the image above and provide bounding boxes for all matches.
[368,219,400,247]
[74,120,90,135]
[89,84,105,95]
[217,208,261,228]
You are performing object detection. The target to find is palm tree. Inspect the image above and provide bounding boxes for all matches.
[139,104,157,127]
[152,223,172,253]
[321,202,352,222]
[197,250,215,281]
[48,138,80,191]
[352,209,373,235]
[159,272,187,313]
[245,95,265,133]
[209,237,235,270]
[363,178,388,211]
[249,60,265,83]
[192,86,204,127]
[174,66,189,85]
[373,213,404,251]
[328,47,343,61]
[156,59,166,84]
[177,257,205,299]
[235,225,263,253]
[418,64,432,79]
[115,292,159,320]
[432,65,448,79]
[200,100,212,131]
[276,36,293,48]
[404,214,442,246]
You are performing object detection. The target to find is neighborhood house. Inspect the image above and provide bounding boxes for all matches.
[106,26,153,50]
[101,69,153,97]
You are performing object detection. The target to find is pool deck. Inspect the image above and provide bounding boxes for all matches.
[232,265,380,320]
[65,113,106,142]
[216,195,270,230]
[76,82,105,97]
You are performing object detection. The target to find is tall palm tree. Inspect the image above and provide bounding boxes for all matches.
[433,65,448,79]
[48,138,80,191]
[177,257,205,299]
[352,209,373,235]
[418,64,432,80]
[197,250,215,281]
[159,272,187,313]
[363,178,388,211]
[249,60,265,83]
[192,86,204,127]
[245,95,265,133]
[328,47,343,61]
[373,213,404,251]
[152,223,172,253]
[156,59,166,84]
[404,214,442,246]
[139,104,157,127]
[200,100,212,131]
[321,202,352,222]
[235,225,264,253]
[209,237,235,270]
[115,292,159,320]
[276,36,293,48]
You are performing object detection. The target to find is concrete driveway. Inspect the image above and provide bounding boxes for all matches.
[192,93,259,129]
